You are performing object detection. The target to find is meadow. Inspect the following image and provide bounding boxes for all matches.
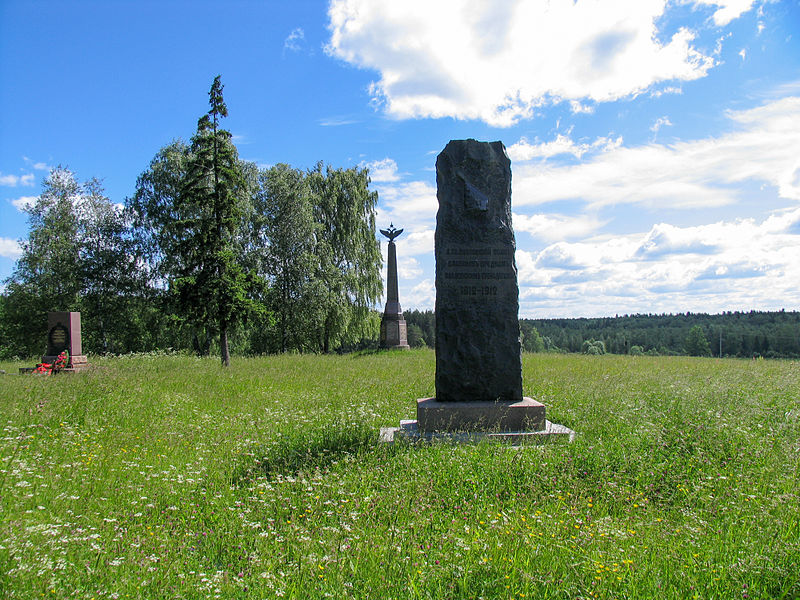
[1,350,798,599]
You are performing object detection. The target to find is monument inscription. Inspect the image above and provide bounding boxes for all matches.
[43,311,89,371]
[434,139,523,404]
[377,138,575,441]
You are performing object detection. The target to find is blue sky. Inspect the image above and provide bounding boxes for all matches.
[1,0,798,317]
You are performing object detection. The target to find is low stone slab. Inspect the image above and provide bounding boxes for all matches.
[380,419,575,445]
[417,397,546,432]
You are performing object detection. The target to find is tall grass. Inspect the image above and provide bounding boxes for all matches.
[1,351,798,599]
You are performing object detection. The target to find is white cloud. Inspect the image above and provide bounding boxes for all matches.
[10,196,37,211]
[512,96,800,209]
[0,173,34,187]
[513,212,606,241]
[374,178,438,241]
[326,0,720,126]
[635,222,719,258]
[0,237,22,259]
[650,116,673,134]
[692,0,757,27]
[517,209,800,317]
[569,100,595,115]
[401,228,435,256]
[397,255,422,279]
[284,27,306,53]
[404,278,436,310]
[362,158,400,182]
[22,157,51,171]
[739,48,747,60]
[650,85,683,98]
[318,116,359,127]
[507,134,621,161]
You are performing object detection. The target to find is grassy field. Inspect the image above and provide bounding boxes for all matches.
[1,350,798,599]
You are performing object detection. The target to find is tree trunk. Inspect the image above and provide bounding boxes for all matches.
[323,314,330,354]
[220,321,231,367]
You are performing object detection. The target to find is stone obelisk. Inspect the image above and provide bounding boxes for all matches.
[417,139,544,431]
[380,224,410,349]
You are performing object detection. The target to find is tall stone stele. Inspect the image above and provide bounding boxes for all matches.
[43,311,89,371]
[417,139,545,431]
[380,224,410,349]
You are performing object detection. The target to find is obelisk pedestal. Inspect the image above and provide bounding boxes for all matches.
[380,224,409,349]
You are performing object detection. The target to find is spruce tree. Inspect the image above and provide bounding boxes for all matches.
[172,76,254,366]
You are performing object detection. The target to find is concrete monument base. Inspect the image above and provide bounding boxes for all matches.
[380,317,410,349]
[379,419,575,445]
[417,397,546,432]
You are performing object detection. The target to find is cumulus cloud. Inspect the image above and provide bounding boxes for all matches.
[693,0,757,26]
[635,223,719,258]
[397,255,422,279]
[513,212,606,241]
[362,158,400,182]
[0,237,22,259]
[404,278,436,310]
[10,196,37,211]
[0,173,34,187]
[23,157,51,171]
[374,178,438,241]
[326,0,725,126]
[401,228,435,256]
[516,209,800,317]
[507,134,621,161]
[512,96,800,208]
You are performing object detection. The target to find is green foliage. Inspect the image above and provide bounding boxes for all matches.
[126,139,190,281]
[520,321,545,352]
[1,352,798,599]
[171,76,258,366]
[253,164,321,353]
[685,325,712,357]
[2,168,149,357]
[581,338,606,355]
[629,344,644,356]
[1,80,384,359]
[405,309,435,347]
[406,322,427,347]
[523,311,800,358]
[307,162,382,353]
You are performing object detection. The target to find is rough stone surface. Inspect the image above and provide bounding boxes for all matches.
[417,397,545,432]
[434,139,522,402]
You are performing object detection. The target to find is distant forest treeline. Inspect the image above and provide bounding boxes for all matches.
[404,309,800,358]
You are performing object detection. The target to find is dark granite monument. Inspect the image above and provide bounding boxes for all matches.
[379,139,575,443]
[42,312,89,371]
[380,224,410,349]
[417,139,544,431]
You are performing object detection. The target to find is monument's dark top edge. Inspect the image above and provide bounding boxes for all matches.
[443,138,505,147]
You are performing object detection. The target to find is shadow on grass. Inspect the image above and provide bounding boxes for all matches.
[232,420,385,484]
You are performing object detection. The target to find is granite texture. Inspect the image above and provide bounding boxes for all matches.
[434,139,522,402]
[417,397,545,432]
